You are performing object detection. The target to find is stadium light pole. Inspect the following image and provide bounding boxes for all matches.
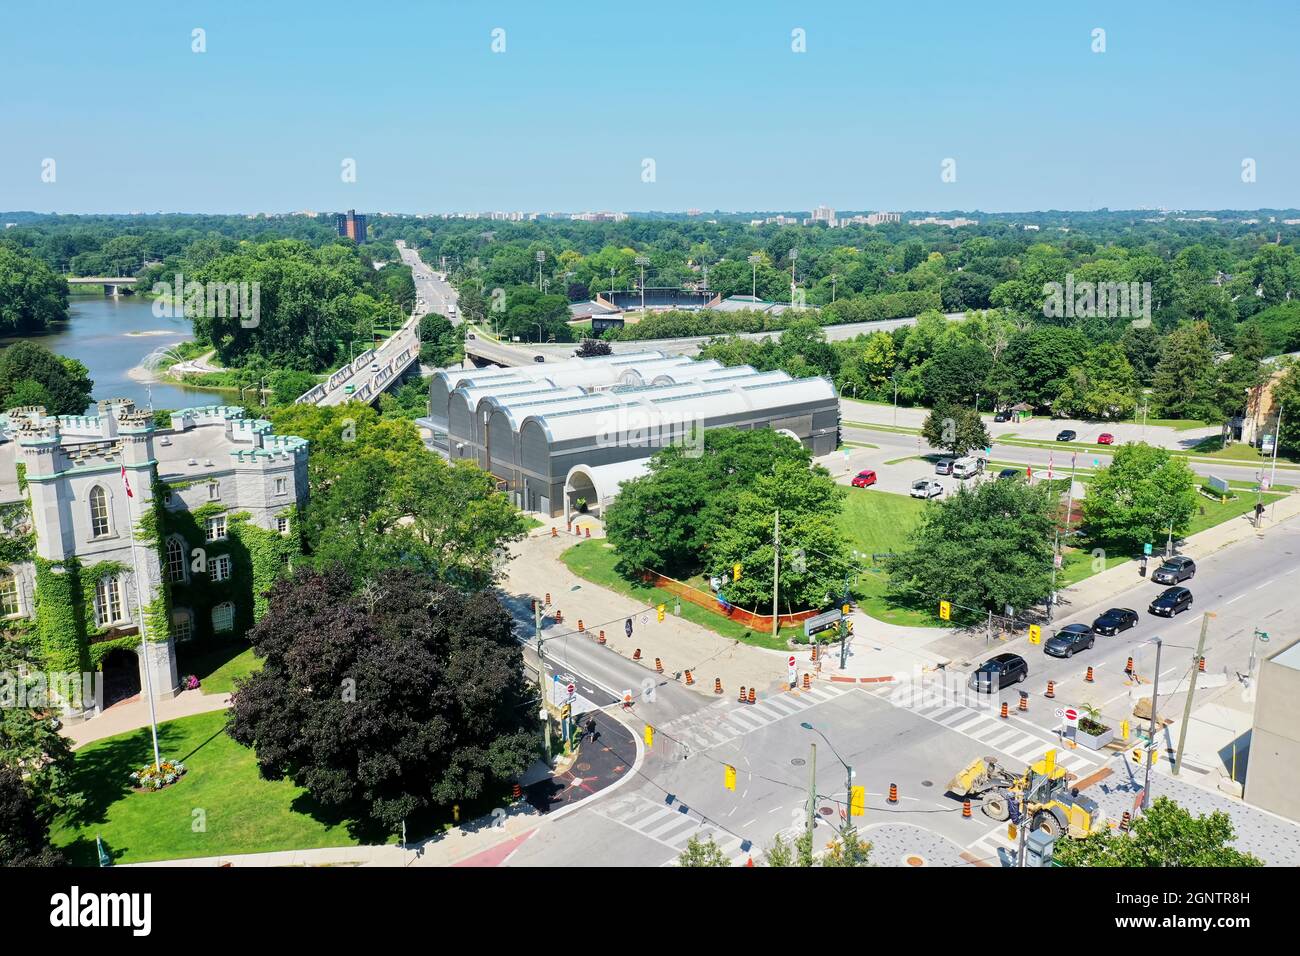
[635,255,650,313]
[748,254,761,299]
[535,250,545,290]
[789,248,798,308]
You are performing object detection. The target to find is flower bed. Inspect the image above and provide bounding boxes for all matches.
[130,759,187,792]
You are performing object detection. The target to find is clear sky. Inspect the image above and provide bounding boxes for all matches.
[1,0,1296,214]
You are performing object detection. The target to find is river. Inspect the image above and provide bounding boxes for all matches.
[0,294,219,414]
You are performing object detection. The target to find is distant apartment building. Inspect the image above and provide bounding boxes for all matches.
[335,209,368,242]
[0,401,308,720]
[569,211,629,223]
[908,216,979,228]
[805,205,837,227]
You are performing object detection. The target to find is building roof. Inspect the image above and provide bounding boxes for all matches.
[565,459,651,503]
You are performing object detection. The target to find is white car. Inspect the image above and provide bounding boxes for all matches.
[910,479,944,499]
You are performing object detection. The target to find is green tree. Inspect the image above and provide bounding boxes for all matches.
[1056,343,1137,420]
[0,766,67,867]
[267,369,318,405]
[1055,797,1262,867]
[0,244,68,335]
[1081,443,1198,551]
[921,339,992,406]
[764,830,815,867]
[418,313,464,366]
[677,835,732,867]
[1272,362,1300,456]
[1151,322,1217,420]
[886,479,1056,614]
[0,342,95,415]
[921,404,991,458]
[821,825,873,867]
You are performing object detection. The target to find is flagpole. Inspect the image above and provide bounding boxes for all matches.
[122,465,162,771]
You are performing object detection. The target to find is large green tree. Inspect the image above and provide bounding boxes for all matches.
[0,341,94,415]
[886,478,1056,614]
[1081,443,1198,551]
[1055,797,1262,867]
[1151,321,1217,420]
[0,244,68,335]
[226,567,537,834]
[922,404,991,458]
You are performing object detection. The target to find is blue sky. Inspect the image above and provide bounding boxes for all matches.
[1,1,1296,213]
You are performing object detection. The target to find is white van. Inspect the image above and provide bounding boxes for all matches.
[952,456,984,479]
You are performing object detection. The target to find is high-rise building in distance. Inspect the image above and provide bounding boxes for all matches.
[335,209,368,242]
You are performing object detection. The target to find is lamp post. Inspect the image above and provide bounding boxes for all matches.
[748,254,761,299]
[801,721,854,842]
[535,250,545,290]
[635,255,650,313]
[789,248,798,308]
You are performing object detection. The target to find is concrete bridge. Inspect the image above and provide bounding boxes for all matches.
[66,276,140,296]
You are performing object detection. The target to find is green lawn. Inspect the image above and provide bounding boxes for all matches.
[560,540,787,650]
[1185,491,1283,536]
[837,490,937,627]
[177,640,263,696]
[52,711,369,864]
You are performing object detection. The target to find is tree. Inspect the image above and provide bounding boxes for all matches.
[267,369,318,406]
[921,339,991,407]
[0,342,94,415]
[574,338,612,358]
[1055,343,1137,420]
[1152,322,1217,420]
[226,567,538,834]
[1081,443,1198,552]
[1272,361,1300,456]
[418,312,464,367]
[0,767,66,867]
[886,479,1056,614]
[677,835,732,867]
[921,404,990,458]
[821,825,873,867]
[0,244,68,335]
[764,830,815,867]
[1055,797,1262,867]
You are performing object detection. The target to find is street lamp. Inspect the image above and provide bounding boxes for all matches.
[635,255,650,313]
[747,253,761,300]
[535,250,546,290]
[800,721,854,842]
[788,248,798,308]
[534,321,544,345]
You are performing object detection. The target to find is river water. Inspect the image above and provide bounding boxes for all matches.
[0,294,217,413]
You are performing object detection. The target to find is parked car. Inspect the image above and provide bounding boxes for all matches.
[934,458,954,476]
[910,478,943,499]
[969,653,1029,692]
[851,469,877,488]
[1092,608,1138,635]
[1151,555,1196,584]
[1056,430,1077,442]
[952,457,984,479]
[997,467,1021,480]
[993,409,1010,423]
[1149,587,1193,617]
[1044,623,1095,658]
[1097,433,1115,445]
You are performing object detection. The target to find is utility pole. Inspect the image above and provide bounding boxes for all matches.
[789,248,798,308]
[771,510,781,638]
[805,742,817,850]
[122,484,162,772]
[839,580,850,669]
[1016,785,1029,867]
[1173,614,1213,775]
[748,254,760,300]
[534,600,551,764]
[1143,637,1163,810]
[635,255,650,313]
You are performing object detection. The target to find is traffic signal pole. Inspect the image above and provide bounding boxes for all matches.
[1142,637,1163,810]
[1172,615,1213,776]
[805,742,817,848]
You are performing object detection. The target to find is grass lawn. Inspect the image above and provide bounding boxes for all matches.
[560,539,787,650]
[177,640,263,696]
[837,490,937,627]
[1190,436,1299,466]
[1185,491,1283,536]
[52,711,369,864]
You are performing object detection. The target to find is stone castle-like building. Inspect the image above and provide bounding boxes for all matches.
[0,400,308,718]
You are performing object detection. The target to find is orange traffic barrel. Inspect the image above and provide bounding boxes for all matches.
[1045,680,1055,699]
[1198,656,1206,673]
[1000,701,1009,719]
[577,619,585,633]
[655,658,664,674]
[1018,692,1028,712]
[585,527,591,538]
[598,630,606,644]
[714,677,722,694]
[633,648,641,661]
[545,592,551,606]
[748,688,756,705]
[1120,811,1132,832]
[802,673,811,690]
[887,783,898,804]
[684,670,694,686]
[512,783,522,799]
[962,799,972,819]
[1125,656,1134,674]
[1085,666,1095,683]
[738,685,747,703]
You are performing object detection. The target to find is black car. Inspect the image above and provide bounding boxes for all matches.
[1151,555,1196,585]
[934,458,954,475]
[1149,587,1193,617]
[994,409,1010,423]
[1044,623,1095,658]
[969,653,1029,692]
[997,467,1022,480]
[1056,430,1077,441]
[1093,608,1138,635]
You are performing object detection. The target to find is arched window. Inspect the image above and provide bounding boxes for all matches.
[93,574,124,627]
[0,571,20,617]
[89,486,111,538]
[165,537,186,583]
[212,602,235,634]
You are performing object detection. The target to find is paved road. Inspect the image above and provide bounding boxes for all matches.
[401,240,459,323]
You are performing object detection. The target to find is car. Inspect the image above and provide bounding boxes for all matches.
[997,467,1021,481]
[1097,433,1115,445]
[1151,555,1196,584]
[370,362,380,372]
[952,456,984,479]
[969,653,1028,692]
[1044,623,1095,658]
[1092,608,1138,635]
[910,478,943,499]
[1056,430,1077,442]
[934,458,954,476]
[1149,586,1193,617]
[993,409,1010,423]
[851,469,877,488]
[343,384,355,395]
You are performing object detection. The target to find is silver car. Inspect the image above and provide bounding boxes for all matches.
[910,478,943,499]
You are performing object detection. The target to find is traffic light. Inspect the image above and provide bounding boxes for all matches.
[850,785,865,817]
[733,563,742,582]
[939,600,951,621]
[842,604,852,615]
[656,603,665,622]
[1120,720,1130,741]
[845,620,854,635]
[560,703,571,720]
[724,764,737,792]
[1007,823,1018,841]
[1028,624,1041,645]
[644,724,654,748]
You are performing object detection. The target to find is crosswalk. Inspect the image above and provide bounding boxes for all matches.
[861,680,1101,777]
[657,682,852,755]
[964,822,1021,867]
[593,791,787,866]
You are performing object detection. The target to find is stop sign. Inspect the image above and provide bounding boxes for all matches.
[1064,707,1079,726]
[567,683,575,696]
[788,656,796,668]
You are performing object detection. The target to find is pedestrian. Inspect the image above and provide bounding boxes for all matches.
[586,716,597,742]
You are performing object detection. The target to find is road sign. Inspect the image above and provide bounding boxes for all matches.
[939,600,951,621]
[625,617,633,637]
[1143,542,1152,556]
[803,608,842,638]
[787,655,797,684]
[1054,708,1065,719]
[1064,707,1079,727]
[1028,624,1042,645]
[566,683,575,697]
[640,614,648,626]
[850,785,866,817]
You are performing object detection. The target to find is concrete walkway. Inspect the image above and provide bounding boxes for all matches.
[64,687,232,749]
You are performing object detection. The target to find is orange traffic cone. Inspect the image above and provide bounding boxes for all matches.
[1198,656,1206,673]
[550,527,557,538]
[887,783,898,804]
[811,645,819,663]
[962,799,972,819]
[585,527,591,538]
[738,685,747,703]
[684,670,694,686]
[655,657,664,674]
[1085,666,1095,683]
[1000,701,1009,719]
[545,592,551,606]
[714,678,722,695]
[1018,692,1028,712]
[555,610,563,623]
[748,688,756,705]
[802,673,811,690]
[512,783,522,799]
[1125,656,1134,674]
[598,630,606,644]
[577,619,585,633]
[1119,811,1132,832]
[633,648,641,661]
[1046,680,1056,698]
[745,856,754,868]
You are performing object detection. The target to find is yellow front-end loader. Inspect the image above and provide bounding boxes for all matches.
[946,750,1106,839]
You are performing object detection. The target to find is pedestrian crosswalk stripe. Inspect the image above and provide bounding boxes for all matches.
[658,682,852,753]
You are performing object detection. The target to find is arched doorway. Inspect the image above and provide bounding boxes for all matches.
[101,648,141,707]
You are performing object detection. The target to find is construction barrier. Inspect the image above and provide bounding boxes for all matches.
[1198,656,1206,673]
[714,678,723,695]
[802,673,811,690]
[1085,666,1095,683]
[555,610,563,624]
[887,783,899,804]
[512,783,522,799]
[748,688,756,705]
[685,670,694,686]
[545,592,551,606]
[738,686,747,703]
[655,657,664,674]
[577,619,585,633]
[598,630,606,644]
[1119,811,1132,832]
[962,799,972,819]
[1125,656,1134,674]
[1046,680,1056,699]
[1018,692,1028,712]
[1000,701,1009,719]
[811,645,819,663]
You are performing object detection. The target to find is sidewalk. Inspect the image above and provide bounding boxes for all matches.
[64,687,232,750]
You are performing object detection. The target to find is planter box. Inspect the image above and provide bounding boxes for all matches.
[1074,725,1114,751]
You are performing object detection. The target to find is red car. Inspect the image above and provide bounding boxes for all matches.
[1097,433,1115,445]
[851,469,877,488]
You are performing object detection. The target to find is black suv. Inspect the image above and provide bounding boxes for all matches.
[969,653,1028,692]
[1149,587,1193,617]
[1044,624,1095,658]
[994,409,1010,423]
[1093,608,1138,635]
[1151,555,1196,584]
[1056,429,1077,441]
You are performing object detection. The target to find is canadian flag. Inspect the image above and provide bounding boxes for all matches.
[120,464,134,498]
